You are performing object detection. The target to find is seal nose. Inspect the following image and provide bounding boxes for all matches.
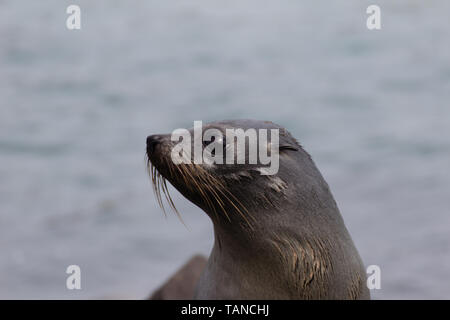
[146,135,163,155]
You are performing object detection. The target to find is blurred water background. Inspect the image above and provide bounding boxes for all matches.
[0,0,449,299]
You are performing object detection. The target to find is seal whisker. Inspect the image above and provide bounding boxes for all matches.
[199,169,255,230]
[155,169,167,216]
[180,164,222,221]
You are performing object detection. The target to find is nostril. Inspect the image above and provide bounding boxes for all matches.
[146,135,162,155]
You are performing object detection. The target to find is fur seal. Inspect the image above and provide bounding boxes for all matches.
[146,120,369,299]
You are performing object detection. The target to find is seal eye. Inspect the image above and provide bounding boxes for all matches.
[203,136,216,148]
[203,136,226,156]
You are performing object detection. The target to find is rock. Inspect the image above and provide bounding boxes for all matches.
[149,255,207,300]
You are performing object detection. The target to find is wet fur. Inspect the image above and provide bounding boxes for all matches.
[147,120,369,300]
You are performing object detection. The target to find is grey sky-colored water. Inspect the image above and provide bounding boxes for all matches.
[0,1,449,299]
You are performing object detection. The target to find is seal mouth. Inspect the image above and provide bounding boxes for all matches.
[145,136,255,229]
[145,140,180,220]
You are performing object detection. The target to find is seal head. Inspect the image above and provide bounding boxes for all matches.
[146,119,369,299]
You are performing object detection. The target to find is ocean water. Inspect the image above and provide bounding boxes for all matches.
[0,0,449,299]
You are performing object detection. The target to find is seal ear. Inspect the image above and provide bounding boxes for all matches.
[279,144,299,151]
